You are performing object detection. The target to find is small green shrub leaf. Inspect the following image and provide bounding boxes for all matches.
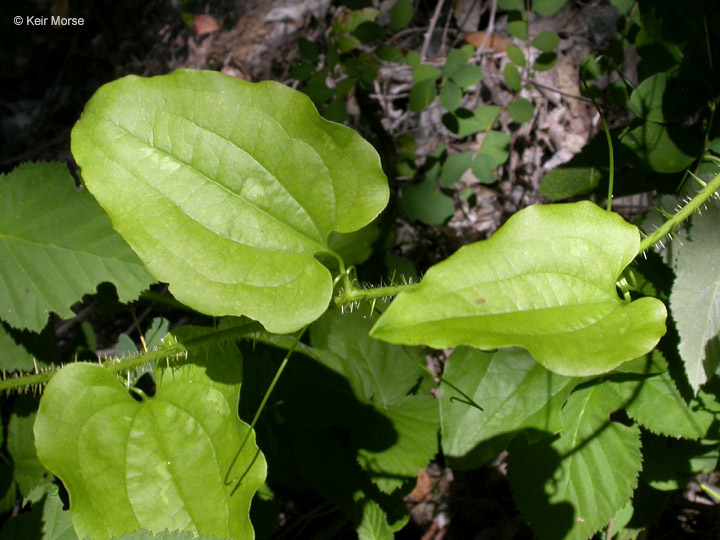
[471,153,496,184]
[532,0,567,16]
[532,31,561,52]
[439,79,462,111]
[409,79,437,112]
[507,97,535,123]
[620,121,701,173]
[371,201,667,377]
[399,177,455,225]
[506,44,525,67]
[448,64,483,89]
[440,347,577,469]
[540,166,602,200]
[0,162,155,331]
[440,152,473,186]
[507,384,642,540]
[34,327,266,540]
[389,0,413,31]
[412,65,442,82]
[71,70,388,334]
[669,202,720,392]
[442,106,499,137]
[507,12,528,40]
[503,63,522,91]
[533,51,558,71]
[479,131,511,167]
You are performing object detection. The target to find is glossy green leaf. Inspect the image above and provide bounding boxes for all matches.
[34,327,266,540]
[507,97,534,123]
[532,31,561,52]
[532,0,566,16]
[311,306,439,493]
[503,63,522,91]
[389,0,413,31]
[71,70,388,334]
[507,384,642,540]
[439,347,577,469]
[0,162,154,331]
[540,166,601,200]
[506,44,525,67]
[670,202,720,391]
[371,201,667,377]
[612,353,719,439]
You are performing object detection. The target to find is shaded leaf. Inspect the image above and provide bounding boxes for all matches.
[670,202,720,391]
[7,396,47,496]
[400,177,455,225]
[540,166,601,201]
[532,31,561,52]
[507,384,642,540]
[503,63,522,91]
[507,97,534,123]
[506,44,525,67]
[439,79,462,111]
[0,162,154,331]
[371,202,667,377]
[440,152,473,187]
[532,0,566,16]
[448,64,483,90]
[389,0,413,31]
[71,70,388,334]
[0,324,34,371]
[442,106,499,137]
[439,347,578,469]
[34,327,266,540]
[409,79,437,112]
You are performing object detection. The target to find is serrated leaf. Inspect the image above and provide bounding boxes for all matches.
[641,432,720,491]
[71,70,388,334]
[371,202,667,377]
[611,352,718,439]
[7,396,47,496]
[311,307,439,493]
[670,202,720,391]
[507,384,642,540]
[0,162,155,331]
[356,499,405,540]
[0,324,34,371]
[439,347,578,469]
[34,327,266,540]
[507,97,534,123]
[532,31,561,52]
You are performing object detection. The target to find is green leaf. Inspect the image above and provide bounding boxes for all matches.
[311,306,439,493]
[356,499,395,540]
[376,43,403,62]
[540,166,601,201]
[533,51,558,71]
[612,352,719,439]
[471,153,497,184]
[371,201,667,377]
[0,324,34,371]
[503,63,522,91]
[352,21,385,43]
[404,50,421,67]
[479,130,511,167]
[620,121,701,174]
[498,0,524,10]
[532,0,566,16]
[0,162,155,332]
[399,177,455,225]
[7,396,47,496]
[507,97,534,123]
[507,384,642,540]
[439,347,577,469]
[328,221,380,267]
[298,38,319,62]
[71,70,388,334]
[440,152,473,187]
[448,64,483,90]
[409,79,437,112]
[532,31,561,52]
[670,202,720,391]
[34,327,266,540]
[389,0,413,31]
[439,79,462,111]
[113,530,229,540]
[506,43,525,67]
[442,106,499,137]
[629,73,670,122]
[641,432,720,491]
[442,49,471,78]
[507,11,528,40]
[0,485,78,540]
[412,64,442,82]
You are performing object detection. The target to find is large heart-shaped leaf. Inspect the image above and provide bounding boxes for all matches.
[34,327,265,540]
[0,162,154,331]
[371,201,667,376]
[71,69,389,333]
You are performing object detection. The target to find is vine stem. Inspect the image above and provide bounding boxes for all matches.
[0,320,263,394]
[336,280,419,306]
[638,163,720,254]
